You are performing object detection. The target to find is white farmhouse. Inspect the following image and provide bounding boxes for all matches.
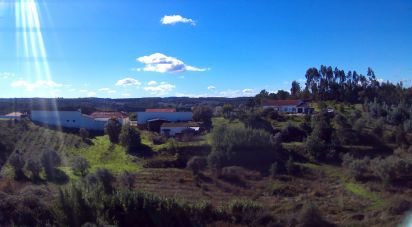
[262,99,313,114]
[136,109,193,125]
[160,122,200,136]
[30,110,128,131]
[0,112,26,120]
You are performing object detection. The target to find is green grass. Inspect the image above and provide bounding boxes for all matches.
[65,136,141,177]
[212,117,243,127]
[344,182,385,209]
[299,162,386,210]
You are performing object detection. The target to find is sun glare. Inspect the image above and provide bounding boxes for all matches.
[15,0,61,128]
[15,0,52,89]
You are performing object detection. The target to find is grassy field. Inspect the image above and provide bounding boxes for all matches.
[63,136,141,179]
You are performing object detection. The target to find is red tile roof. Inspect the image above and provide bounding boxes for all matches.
[89,112,128,119]
[145,108,176,113]
[262,99,304,106]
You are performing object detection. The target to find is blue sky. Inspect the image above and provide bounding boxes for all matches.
[0,0,411,98]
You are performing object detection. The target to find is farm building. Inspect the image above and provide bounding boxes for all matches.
[160,122,200,136]
[262,99,313,114]
[30,110,129,131]
[0,112,26,120]
[136,109,193,127]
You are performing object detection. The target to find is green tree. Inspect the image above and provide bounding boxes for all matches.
[26,158,42,181]
[79,128,90,141]
[105,118,122,144]
[193,105,213,130]
[9,151,25,180]
[222,104,234,119]
[119,124,142,153]
[290,81,301,98]
[40,150,61,180]
[187,156,208,175]
[208,124,280,172]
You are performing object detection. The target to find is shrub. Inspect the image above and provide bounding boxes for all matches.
[86,168,115,194]
[40,150,61,180]
[9,152,25,180]
[79,128,90,141]
[228,200,263,224]
[370,155,412,185]
[286,156,300,175]
[305,135,327,161]
[281,123,306,142]
[193,105,213,130]
[208,124,281,172]
[71,156,90,177]
[26,158,42,181]
[387,196,411,215]
[187,156,208,175]
[269,161,282,177]
[118,171,136,189]
[119,124,142,153]
[298,204,331,227]
[105,118,122,144]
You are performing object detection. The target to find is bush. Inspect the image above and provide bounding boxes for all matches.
[228,200,263,224]
[269,161,282,177]
[370,155,412,185]
[193,105,213,130]
[305,135,327,161]
[118,171,136,189]
[71,156,90,177]
[387,196,411,215]
[79,128,90,141]
[9,151,26,180]
[26,158,42,181]
[281,123,306,142]
[298,204,332,227]
[208,124,281,172]
[40,150,61,180]
[105,118,122,144]
[85,168,115,194]
[119,124,142,153]
[187,156,208,175]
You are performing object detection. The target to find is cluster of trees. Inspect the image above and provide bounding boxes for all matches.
[248,66,412,107]
[9,150,62,182]
[343,154,412,186]
[105,118,142,153]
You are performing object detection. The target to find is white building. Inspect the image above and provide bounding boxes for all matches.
[136,109,193,125]
[30,110,128,131]
[160,122,200,136]
[0,112,25,120]
[262,99,313,114]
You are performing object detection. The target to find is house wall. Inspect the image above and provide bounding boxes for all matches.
[137,112,193,124]
[31,111,109,131]
[0,116,21,120]
[263,105,297,113]
[160,126,188,136]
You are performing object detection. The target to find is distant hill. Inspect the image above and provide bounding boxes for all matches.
[0,97,250,115]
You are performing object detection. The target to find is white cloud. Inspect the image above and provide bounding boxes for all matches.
[121,93,131,97]
[116,78,141,86]
[207,85,216,90]
[87,92,97,97]
[98,88,117,94]
[147,80,157,86]
[242,88,255,95]
[136,53,208,73]
[79,89,88,93]
[11,79,63,91]
[0,72,14,79]
[161,15,196,25]
[144,82,175,96]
